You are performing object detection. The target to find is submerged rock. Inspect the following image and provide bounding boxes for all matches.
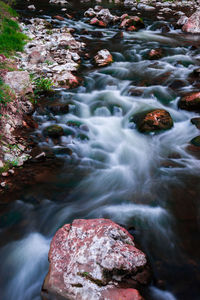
[190,135,200,147]
[148,48,163,60]
[47,102,69,114]
[182,10,200,33]
[42,218,150,300]
[178,92,200,111]
[94,49,113,67]
[43,125,64,138]
[120,15,144,31]
[133,109,173,133]
[191,117,200,129]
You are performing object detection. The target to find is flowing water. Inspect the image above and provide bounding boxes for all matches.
[1,1,200,299]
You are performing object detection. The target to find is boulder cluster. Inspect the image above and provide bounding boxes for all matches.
[84,6,144,32]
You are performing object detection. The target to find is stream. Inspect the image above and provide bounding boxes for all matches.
[0,1,200,299]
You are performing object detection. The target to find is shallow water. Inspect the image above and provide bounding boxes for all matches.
[0,1,200,299]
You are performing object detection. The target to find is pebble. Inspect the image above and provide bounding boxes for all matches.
[2,172,9,177]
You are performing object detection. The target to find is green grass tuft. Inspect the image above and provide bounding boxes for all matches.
[0,78,14,105]
[0,1,27,55]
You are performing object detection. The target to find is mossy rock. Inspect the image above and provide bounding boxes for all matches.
[77,133,89,141]
[178,92,200,111]
[43,125,64,138]
[190,136,200,147]
[67,120,83,128]
[64,128,76,136]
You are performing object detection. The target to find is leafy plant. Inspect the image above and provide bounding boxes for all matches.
[0,77,14,105]
[44,59,54,66]
[33,77,54,95]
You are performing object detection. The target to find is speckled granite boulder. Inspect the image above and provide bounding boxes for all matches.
[42,219,150,300]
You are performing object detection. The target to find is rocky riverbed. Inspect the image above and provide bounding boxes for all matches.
[1,0,200,300]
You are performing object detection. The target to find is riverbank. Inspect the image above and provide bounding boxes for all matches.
[0,1,86,189]
[0,1,35,182]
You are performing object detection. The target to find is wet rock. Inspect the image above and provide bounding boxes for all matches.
[148,48,163,60]
[178,92,200,111]
[182,10,200,33]
[191,117,200,129]
[77,133,89,141]
[42,218,150,300]
[169,79,186,90]
[47,103,69,114]
[177,15,188,27]
[49,0,68,5]
[53,147,72,155]
[120,15,144,31]
[94,49,113,67]
[84,8,96,18]
[54,71,81,89]
[43,125,64,138]
[133,109,173,133]
[85,7,118,27]
[113,31,124,39]
[28,5,36,11]
[4,71,33,96]
[90,17,107,28]
[190,68,200,78]
[67,120,83,128]
[190,135,200,147]
[53,15,65,21]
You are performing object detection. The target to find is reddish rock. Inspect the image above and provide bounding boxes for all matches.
[66,14,73,19]
[148,48,163,60]
[86,8,117,27]
[121,14,129,20]
[53,15,65,21]
[120,16,144,31]
[0,54,6,62]
[42,219,150,300]
[102,288,143,300]
[182,10,200,33]
[90,17,107,27]
[54,71,82,89]
[94,49,113,67]
[134,109,173,133]
[127,25,137,32]
[178,92,200,111]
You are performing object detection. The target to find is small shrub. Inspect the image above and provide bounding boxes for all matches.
[0,78,14,105]
[34,77,54,95]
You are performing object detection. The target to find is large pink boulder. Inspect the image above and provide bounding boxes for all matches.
[42,219,150,300]
[182,10,200,33]
[4,71,33,96]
